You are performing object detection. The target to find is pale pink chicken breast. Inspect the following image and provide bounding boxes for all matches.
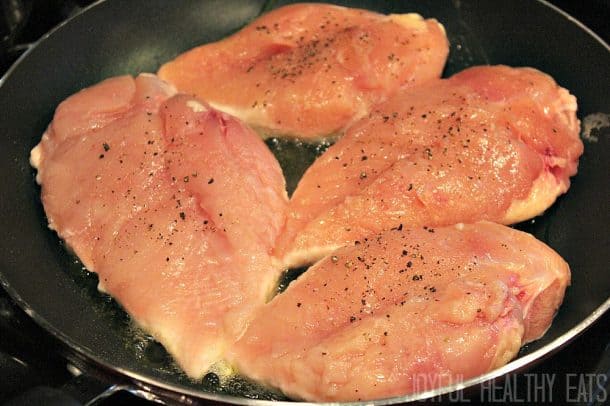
[276,66,583,267]
[30,74,288,378]
[30,74,176,270]
[230,221,570,401]
[158,3,449,139]
[160,94,288,256]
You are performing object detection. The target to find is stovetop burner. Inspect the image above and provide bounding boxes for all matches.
[1,1,608,405]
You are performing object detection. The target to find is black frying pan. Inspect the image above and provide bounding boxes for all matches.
[0,0,608,404]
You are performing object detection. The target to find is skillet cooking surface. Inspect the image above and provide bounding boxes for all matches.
[0,0,608,403]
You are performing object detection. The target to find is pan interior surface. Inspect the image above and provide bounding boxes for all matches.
[0,0,608,403]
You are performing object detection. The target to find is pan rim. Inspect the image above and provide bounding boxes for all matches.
[0,0,608,404]
[2,274,609,405]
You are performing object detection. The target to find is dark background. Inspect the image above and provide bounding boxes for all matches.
[550,0,609,42]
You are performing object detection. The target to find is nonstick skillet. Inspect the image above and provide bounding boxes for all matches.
[0,0,608,404]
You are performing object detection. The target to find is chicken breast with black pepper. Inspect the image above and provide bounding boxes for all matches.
[231,221,570,401]
[158,3,449,139]
[30,74,288,378]
[275,66,583,268]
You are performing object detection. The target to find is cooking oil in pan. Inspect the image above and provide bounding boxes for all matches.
[265,136,332,196]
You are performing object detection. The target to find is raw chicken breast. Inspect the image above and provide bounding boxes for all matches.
[230,221,570,401]
[160,94,288,256]
[30,74,176,270]
[30,74,288,378]
[276,66,583,267]
[158,3,449,139]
